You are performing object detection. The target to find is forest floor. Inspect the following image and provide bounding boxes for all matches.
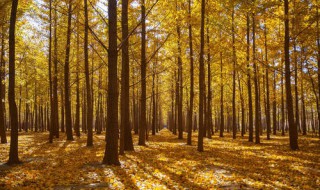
[0,129,319,190]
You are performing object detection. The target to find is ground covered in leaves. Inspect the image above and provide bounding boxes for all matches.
[0,129,319,189]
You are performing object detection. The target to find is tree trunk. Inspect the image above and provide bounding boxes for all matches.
[187,0,194,145]
[84,0,93,146]
[176,2,183,140]
[247,12,253,142]
[232,6,237,139]
[103,0,120,165]
[284,0,298,150]
[138,0,147,146]
[120,0,134,152]
[7,0,20,165]
[0,24,7,144]
[317,0,320,138]
[220,50,224,138]
[207,21,212,139]
[252,4,260,144]
[198,0,205,152]
[75,6,80,138]
[64,0,73,141]
[264,21,271,140]
[53,3,59,138]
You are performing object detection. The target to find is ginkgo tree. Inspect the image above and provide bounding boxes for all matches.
[0,0,319,168]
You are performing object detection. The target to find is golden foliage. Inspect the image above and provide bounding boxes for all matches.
[0,129,319,189]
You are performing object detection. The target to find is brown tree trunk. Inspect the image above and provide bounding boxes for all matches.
[84,0,93,146]
[207,21,212,139]
[53,3,59,138]
[176,2,183,140]
[272,60,277,135]
[103,0,120,165]
[284,0,298,150]
[138,0,147,146]
[198,0,205,152]
[48,0,53,143]
[252,4,260,144]
[247,12,253,142]
[264,22,271,140]
[120,0,134,153]
[64,0,73,141]
[317,0,320,138]
[75,6,80,138]
[7,0,20,165]
[220,50,224,138]
[0,24,7,144]
[232,6,237,139]
[187,0,194,145]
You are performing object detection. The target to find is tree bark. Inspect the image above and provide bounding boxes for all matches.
[198,0,205,152]
[284,0,298,150]
[187,0,194,145]
[0,24,7,144]
[103,0,120,165]
[84,0,93,146]
[64,0,73,141]
[8,0,20,165]
[232,6,237,139]
[247,12,253,142]
[264,21,271,140]
[138,0,147,146]
[252,3,260,144]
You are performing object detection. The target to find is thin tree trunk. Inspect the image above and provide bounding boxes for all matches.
[53,3,59,138]
[0,24,7,144]
[138,0,147,146]
[284,0,298,150]
[8,0,20,165]
[264,21,271,140]
[252,3,260,144]
[187,0,194,145]
[64,0,73,141]
[207,20,212,139]
[198,0,205,152]
[84,0,93,146]
[75,6,80,138]
[120,0,134,152]
[232,6,237,139]
[247,11,253,142]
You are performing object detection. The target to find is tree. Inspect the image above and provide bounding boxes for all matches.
[252,1,260,144]
[198,0,205,152]
[284,0,298,150]
[103,0,120,165]
[187,0,194,145]
[138,0,146,146]
[8,0,20,165]
[247,11,253,143]
[52,1,59,138]
[84,0,93,146]
[264,21,271,140]
[231,4,237,139]
[48,0,53,143]
[64,0,73,141]
[120,0,134,153]
[0,20,7,144]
